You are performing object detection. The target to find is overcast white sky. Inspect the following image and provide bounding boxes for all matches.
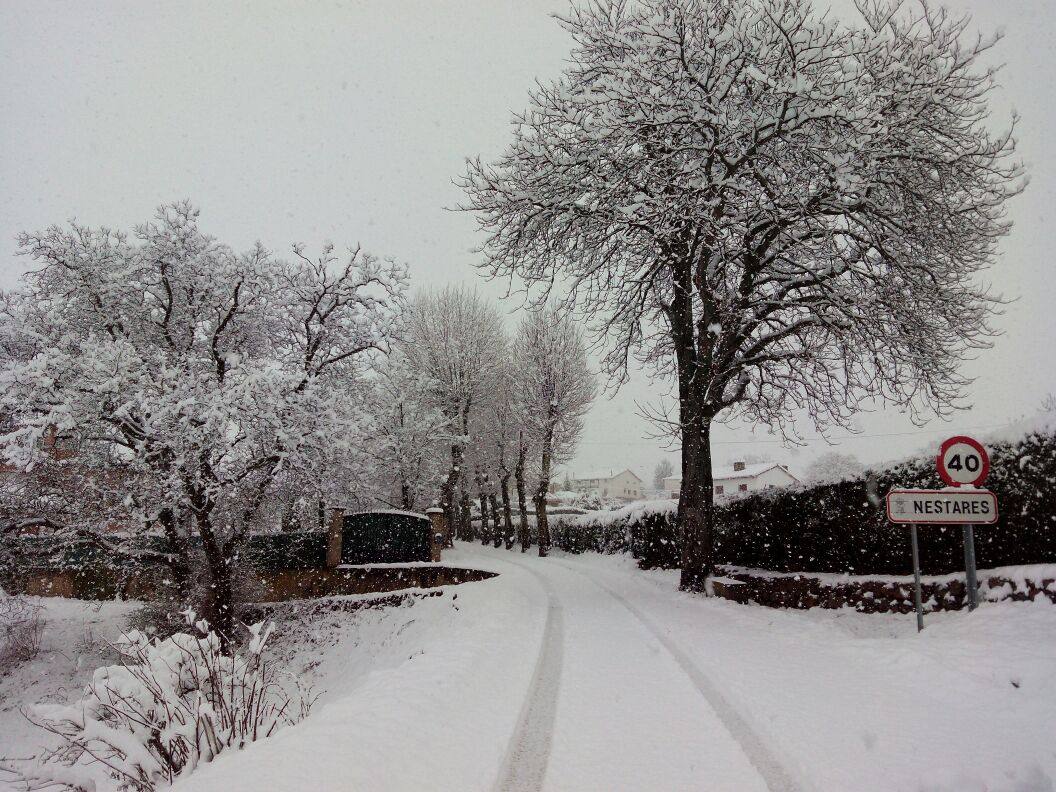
[2,0,1055,482]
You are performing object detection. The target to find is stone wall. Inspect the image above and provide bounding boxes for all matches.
[709,566,1056,613]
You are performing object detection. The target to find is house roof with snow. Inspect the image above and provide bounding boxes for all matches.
[571,468,642,482]
[663,462,798,483]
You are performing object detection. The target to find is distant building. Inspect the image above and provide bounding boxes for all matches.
[662,461,798,500]
[568,469,643,501]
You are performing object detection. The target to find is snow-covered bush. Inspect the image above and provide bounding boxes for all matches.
[0,590,44,673]
[20,611,312,791]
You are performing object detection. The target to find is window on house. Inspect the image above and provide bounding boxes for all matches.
[739,484,748,492]
[715,485,724,494]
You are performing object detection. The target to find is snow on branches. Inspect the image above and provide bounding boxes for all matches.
[0,202,407,636]
[512,307,595,555]
[18,612,310,792]
[462,0,1023,429]
[401,287,506,539]
[461,0,1024,587]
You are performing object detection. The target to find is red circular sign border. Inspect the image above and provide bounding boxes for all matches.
[936,435,990,487]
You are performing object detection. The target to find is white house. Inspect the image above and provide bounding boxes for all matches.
[662,461,798,500]
[569,469,643,501]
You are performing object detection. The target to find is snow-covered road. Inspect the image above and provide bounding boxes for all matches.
[493,553,780,792]
[81,543,1055,792]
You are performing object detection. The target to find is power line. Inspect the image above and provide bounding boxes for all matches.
[577,421,1013,447]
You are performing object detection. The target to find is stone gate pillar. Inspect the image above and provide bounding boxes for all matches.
[425,508,445,562]
[326,507,345,568]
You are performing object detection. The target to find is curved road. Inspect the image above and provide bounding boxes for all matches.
[473,548,798,792]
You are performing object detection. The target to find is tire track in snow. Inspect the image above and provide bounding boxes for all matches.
[552,558,803,792]
[493,559,564,792]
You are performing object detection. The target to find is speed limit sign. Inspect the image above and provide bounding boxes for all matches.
[937,435,990,487]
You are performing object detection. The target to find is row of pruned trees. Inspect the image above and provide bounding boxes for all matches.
[375,287,595,555]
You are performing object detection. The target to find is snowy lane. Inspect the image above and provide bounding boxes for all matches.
[551,551,1056,792]
[494,561,564,792]
[481,549,771,792]
[549,557,802,792]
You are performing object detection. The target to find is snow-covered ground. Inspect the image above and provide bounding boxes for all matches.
[3,545,1055,791]
[0,598,141,782]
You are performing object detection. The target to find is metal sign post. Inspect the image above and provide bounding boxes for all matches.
[910,524,924,632]
[936,435,991,612]
[963,525,978,611]
[887,435,996,629]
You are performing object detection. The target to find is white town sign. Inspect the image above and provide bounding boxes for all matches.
[886,488,998,525]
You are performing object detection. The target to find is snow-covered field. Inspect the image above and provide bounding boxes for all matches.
[3,545,1055,791]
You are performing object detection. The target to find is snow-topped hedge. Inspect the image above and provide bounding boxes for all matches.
[714,421,1056,575]
[557,420,1056,576]
[553,500,677,566]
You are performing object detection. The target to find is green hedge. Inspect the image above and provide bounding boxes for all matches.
[339,511,430,564]
[554,423,1056,575]
[236,532,328,571]
[4,510,432,581]
[712,425,1056,575]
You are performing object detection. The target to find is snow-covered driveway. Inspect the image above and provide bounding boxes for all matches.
[165,542,1055,792]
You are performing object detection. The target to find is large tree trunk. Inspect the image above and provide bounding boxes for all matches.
[157,507,190,601]
[515,438,531,552]
[441,442,463,546]
[189,498,236,649]
[475,466,490,546]
[678,418,715,591]
[400,478,413,511]
[500,473,515,549]
[534,426,555,557]
[668,251,717,591]
[489,492,502,548]
[459,488,472,542]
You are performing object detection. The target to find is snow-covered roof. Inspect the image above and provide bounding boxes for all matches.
[664,462,798,483]
[572,469,642,482]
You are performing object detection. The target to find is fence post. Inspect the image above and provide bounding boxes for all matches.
[425,508,445,562]
[326,508,345,568]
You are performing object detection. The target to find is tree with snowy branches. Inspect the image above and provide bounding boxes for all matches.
[461,0,1024,589]
[0,202,406,640]
[490,375,521,549]
[512,307,596,556]
[804,450,865,484]
[363,352,452,510]
[402,287,506,543]
[653,458,674,495]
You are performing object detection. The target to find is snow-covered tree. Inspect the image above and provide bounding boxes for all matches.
[364,353,452,510]
[461,0,1024,589]
[0,202,406,639]
[402,287,506,541]
[653,458,674,494]
[491,378,521,549]
[512,307,595,556]
[803,451,864,484]
[512,428,536,552]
